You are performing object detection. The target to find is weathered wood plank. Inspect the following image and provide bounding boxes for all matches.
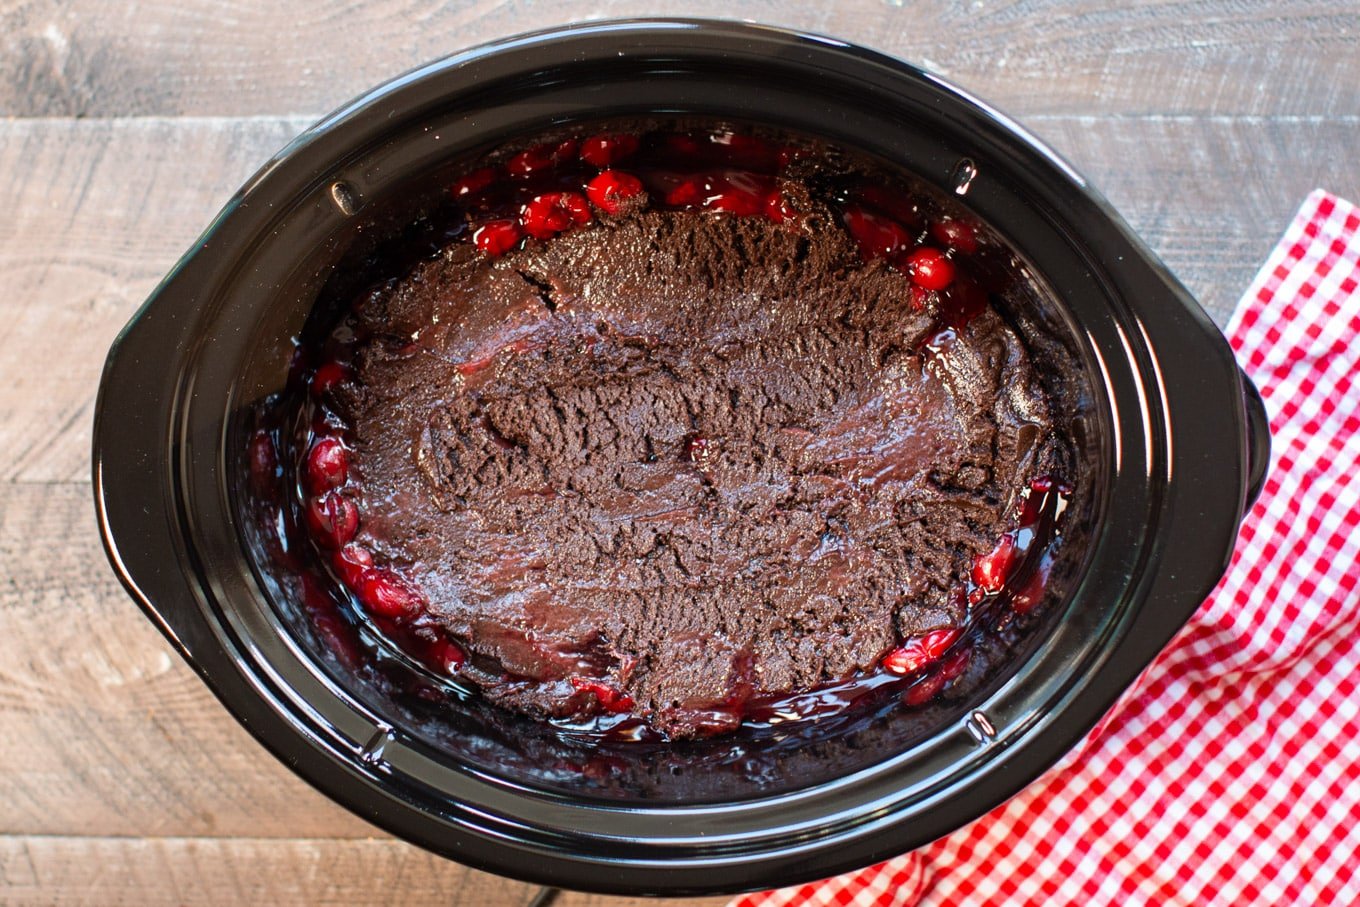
[0,484,382,838]
[1026,112,1360,310]
[1,0,1357,119]
[0,116,309,485]
[2,115,1352,482]
[0,835,728,906]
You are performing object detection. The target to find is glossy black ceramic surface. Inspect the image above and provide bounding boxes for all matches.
[94,20,1269,895]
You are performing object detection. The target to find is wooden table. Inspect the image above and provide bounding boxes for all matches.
[1,2,1355,903]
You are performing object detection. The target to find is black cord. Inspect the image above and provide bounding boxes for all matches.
[527,887,562,907]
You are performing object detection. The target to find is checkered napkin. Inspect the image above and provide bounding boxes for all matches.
[731,190,1360,906]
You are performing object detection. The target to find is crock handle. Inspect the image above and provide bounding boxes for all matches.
[1241,369,1271,511]
[94,295,216,669]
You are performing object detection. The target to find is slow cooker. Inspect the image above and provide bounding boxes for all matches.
[94,20,1269,896]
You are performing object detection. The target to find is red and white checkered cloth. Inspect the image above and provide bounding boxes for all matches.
[732,190,1360,907]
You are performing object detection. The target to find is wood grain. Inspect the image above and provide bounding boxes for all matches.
[0,484,383,838]
[0,116,309,484]
[0,835,726,907]
[1,0,1358,119]
[1027,112,1360,312]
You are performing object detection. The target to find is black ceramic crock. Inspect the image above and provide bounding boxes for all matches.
[94,19,1269,896]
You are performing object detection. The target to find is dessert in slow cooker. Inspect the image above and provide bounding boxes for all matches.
[275,127,1074,740]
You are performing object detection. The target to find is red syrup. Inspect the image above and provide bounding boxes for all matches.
[261,126,1071,743]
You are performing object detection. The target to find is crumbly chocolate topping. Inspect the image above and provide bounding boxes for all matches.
[339,199,1058,738]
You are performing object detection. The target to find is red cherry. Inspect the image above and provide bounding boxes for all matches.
[332,543,373,588]
[842,206,913,261]
[972,534,1016,593]
[905,247,956,291]
[856,185,924,229]
[586,170,645,214]
[909,284,932,312]
[1011,569,1048,616]
[310,362,350,398]
[663,134,704,157]
[306,491,359,549]
[580,134,640,168]
[706,173,769,216]
[450,167,497,199]
[558,193,593,224]
[570,677,635,713]
[300,572,334,613]
[939,276,989,329]
[505,140,576,178]
[255,501,296,568]
[936,646,972,683]
[883,627,961,675]
[305,437,348,493]
[355,568,421,619]
[708,133,777,170]
[1018,488,1047,526]
[1029,475,1071,496]
[904,646,972,706]
[664,176,705,207]
[473,219,523,257]
[708,190,761,216]
[931,218,979,254]
[521,192,592,239]
[903,670,947,706]
[312,611,361,670]
[248,429,277,492]
[431,638,466,672]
